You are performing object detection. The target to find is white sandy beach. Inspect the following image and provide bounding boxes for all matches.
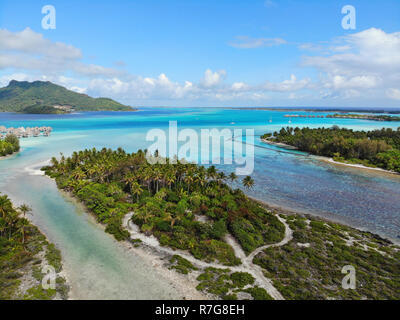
[261,138,399,176]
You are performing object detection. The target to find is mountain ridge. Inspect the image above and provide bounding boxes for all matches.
[0,80,135,113]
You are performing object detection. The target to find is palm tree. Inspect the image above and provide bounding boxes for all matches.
[165,171,176,190]
[71,169,86,180]
[242,176,255,190]
[130,182,143,202]
[123,173,136,188]
[185,171,195,191]
[18,204,32,217]
[217,172,226,185]
[207,166,217,180]
[162,211,174,227]
[0,195,12,219]
[17,218,30,244]
[136,208,152,224]
[229,172,238,182]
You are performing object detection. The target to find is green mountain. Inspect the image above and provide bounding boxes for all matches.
[0,80,135,113]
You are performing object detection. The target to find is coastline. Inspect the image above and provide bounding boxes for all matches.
[0,151,20,161]
[260,138,399,176]
[247,195,398,245]
[0,192,70,300]
[57,187,208,300]
[13,159,399,300]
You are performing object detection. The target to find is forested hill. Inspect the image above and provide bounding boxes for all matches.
[0,80,135,113]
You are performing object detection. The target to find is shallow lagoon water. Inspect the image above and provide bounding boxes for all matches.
[1,107,400,298]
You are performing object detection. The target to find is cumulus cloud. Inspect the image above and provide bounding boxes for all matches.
[231,82,248,91]
[0,28,82,59]
[264,74,311,92]
[229,36,287,49]
[301,28,400,101]
[0,28,122,77]
[2,27,400,106]
[201,69,226,87]
[386,88,400,100]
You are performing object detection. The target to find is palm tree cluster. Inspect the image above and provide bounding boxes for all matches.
[46,147,255,196]
[43,147,282,264]
[0,194,32,245]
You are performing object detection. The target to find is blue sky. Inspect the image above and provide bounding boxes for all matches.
[1,0,400,107]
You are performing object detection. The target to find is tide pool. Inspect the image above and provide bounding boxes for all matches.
[1,107,399,298]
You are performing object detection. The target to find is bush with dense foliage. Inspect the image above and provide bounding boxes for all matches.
[0,134,20,157]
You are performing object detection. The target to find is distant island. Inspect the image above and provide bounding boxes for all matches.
[261,127,400,173]
[227,107,400,115]
[0,80,135,114]
[326,113,400,122]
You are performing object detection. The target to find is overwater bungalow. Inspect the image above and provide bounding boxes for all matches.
[0,125,53,138]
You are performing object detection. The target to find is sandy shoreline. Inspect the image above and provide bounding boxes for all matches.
[0,151,20,161]
[58,188,208,300]
[261,138,399,176]
[2,191,71,300]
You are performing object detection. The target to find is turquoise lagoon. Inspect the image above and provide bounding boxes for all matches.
[1,107,399,298]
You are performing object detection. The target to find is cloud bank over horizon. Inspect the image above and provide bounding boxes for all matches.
[1,27,400,108]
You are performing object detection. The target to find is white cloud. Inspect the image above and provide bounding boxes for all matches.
[0,28,82,59]
[326,75,380,90]
[264,74,310,92]
[2,27,400,106]
[386,88,400,100]
[201,69,226,87]
[229,36,286,49]
[303,28,400,75]
[0,28,121,78]
[231,82,248,91]
[69,86,87,94]
[302,28,400,101]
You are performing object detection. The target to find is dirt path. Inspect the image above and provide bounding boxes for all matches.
[246,216,293,263]
[122,213,293,300]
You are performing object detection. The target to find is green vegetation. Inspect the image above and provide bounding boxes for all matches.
[327,114,400,122]
[262,127,400,173]
[0,134,20,157]
[0,194,68,300]
[0,80,134,113]
[195,267,271,300]
[42,147,284,266]
[169,255,198,274]
[21,104,68,114]
[253,214,400,300]
[242,286,273,300]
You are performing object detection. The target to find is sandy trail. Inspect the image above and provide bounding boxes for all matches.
[122,213,292,300]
